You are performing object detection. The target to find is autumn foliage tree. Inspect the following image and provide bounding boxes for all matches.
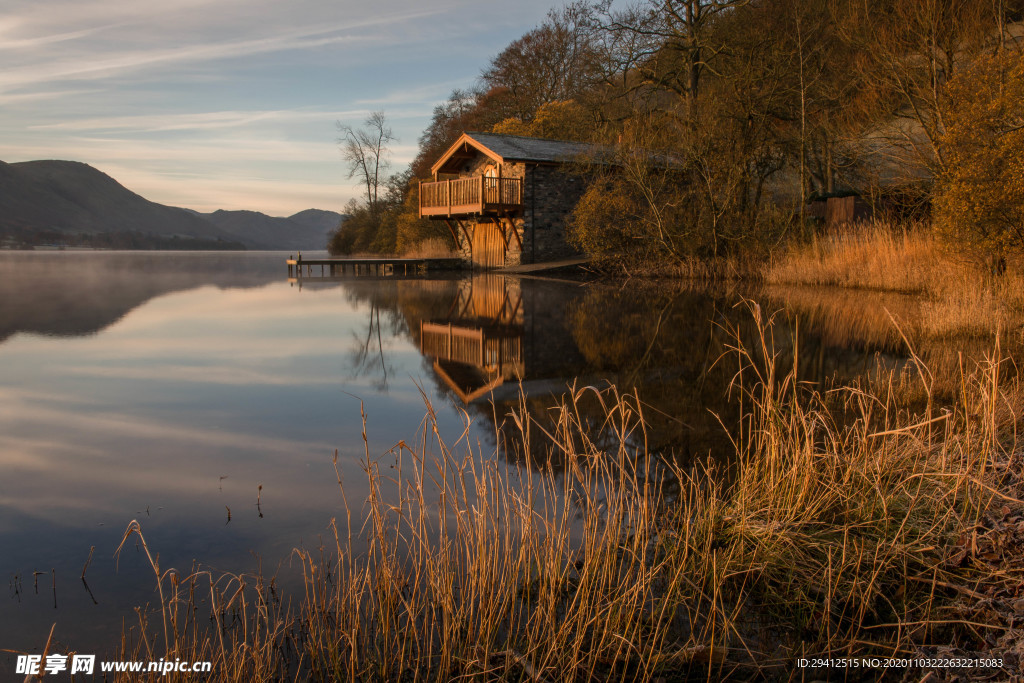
[347,0,1024,264]
[481,3,604,123]
[935,51,1024,259]
[492,100,593,139]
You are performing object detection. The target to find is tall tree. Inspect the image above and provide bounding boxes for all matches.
[481,3,603,123]
[935,51,1024,259]
[601,0,750,117]
[844,0,997,177]
[410,90,488,179]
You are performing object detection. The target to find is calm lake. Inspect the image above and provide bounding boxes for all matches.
[0,251,936,662]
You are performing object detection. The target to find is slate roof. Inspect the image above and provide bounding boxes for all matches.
[463,132,605,164]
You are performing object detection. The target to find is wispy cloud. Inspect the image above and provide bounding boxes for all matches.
[353,79,476,107]
[28,109,352,133]
[0,5,449,93]
[2,27,361,93]
[0,88,100,106]
[0,0,561,212]
[0,23,120,51]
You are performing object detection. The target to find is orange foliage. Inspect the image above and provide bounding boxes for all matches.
[936,51,1024,256]
[491,100,593,141]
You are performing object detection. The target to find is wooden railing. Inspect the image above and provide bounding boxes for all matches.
[421,321,522,370]
[483,177,522,205]
[419,176,523,217]
[421,322,484,366]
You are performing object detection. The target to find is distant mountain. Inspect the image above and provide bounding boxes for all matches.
[0,159,343,250]
[288,209,346,235]
[0,159,245,249]
[202,209,341,250]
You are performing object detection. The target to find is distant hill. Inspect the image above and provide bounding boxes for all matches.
[288,209,346,235]
[0,159,343,250]
[202,209,342,250]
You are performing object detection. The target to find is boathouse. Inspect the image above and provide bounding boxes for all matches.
[418,132,597,268]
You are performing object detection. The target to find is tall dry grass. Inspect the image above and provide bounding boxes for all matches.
[766,221,1024,340]
[766,222,949,293]
[401,238,458,259]
[340,239,458,261]
[107,306,1019,681]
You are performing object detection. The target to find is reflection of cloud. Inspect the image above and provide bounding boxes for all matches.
[63,364,337,386]
[0,391,335,525]
[7,284,424,374]
[0,389,334,460]
[0,272,493,608]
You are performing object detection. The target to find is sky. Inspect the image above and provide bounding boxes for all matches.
[0,0,564,216]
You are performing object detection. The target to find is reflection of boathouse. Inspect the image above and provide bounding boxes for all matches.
[419,275,525,403]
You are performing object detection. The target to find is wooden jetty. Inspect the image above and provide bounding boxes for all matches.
[494,257,591,274]
[286,256,463,280]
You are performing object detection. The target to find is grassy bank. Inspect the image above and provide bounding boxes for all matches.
[765,222,1024,340]
[601,220,1024,342]
[104,306,1022,682]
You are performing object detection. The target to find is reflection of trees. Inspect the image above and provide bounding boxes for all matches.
[563,282,948,467]
[349,275,981,475]
[341,278,462,340]
[761,285,1023,399]
[348,301,391,390]
[390,278,752,471]
[340,284,402,391]
[567,283,736,461]
[338,278,463,391]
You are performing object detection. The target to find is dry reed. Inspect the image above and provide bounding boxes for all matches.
[765,221,1024,340]
[401,238,458,259]
[107,306,1019,681]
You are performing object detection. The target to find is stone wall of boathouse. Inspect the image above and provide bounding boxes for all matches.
[520,164,586,264]
[451,161,586,268]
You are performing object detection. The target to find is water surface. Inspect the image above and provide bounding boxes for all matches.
[0,251,936,663]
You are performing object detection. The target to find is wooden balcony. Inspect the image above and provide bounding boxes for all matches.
[419,176,523,218]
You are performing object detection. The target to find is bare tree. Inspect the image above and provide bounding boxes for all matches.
[337,111,395,216]
[481,3,603,122]
[600,0,750,117]
[845,0,994,177]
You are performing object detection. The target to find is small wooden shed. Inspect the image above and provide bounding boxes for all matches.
[418,132,594,268]
[807,194,874,228]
